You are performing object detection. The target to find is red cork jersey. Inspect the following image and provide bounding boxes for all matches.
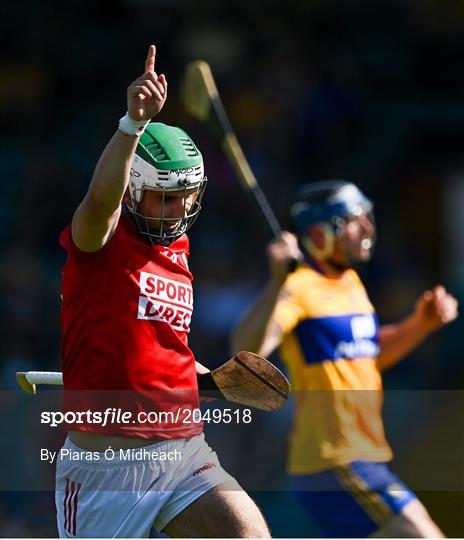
[59,214,202,440]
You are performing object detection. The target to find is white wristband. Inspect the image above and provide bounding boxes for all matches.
[118,113,149,137]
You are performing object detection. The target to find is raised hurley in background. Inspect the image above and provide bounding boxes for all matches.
[182,61,282,238]
[182,61,299,272]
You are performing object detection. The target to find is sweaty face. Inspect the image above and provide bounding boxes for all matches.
[137,188,198,233]
[331,212,376,266]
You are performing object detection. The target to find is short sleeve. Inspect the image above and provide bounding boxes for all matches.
[272,271,306,335]
[59,224,119,299]
[59,224,117,263]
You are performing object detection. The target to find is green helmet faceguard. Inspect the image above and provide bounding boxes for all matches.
[127,122,207,245]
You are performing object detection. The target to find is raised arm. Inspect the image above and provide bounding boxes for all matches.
[231,232,302,357]
[377,285,458,371]
[72,45,168,252]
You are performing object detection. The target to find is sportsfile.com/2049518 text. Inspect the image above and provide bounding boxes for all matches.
[40,407,253,427]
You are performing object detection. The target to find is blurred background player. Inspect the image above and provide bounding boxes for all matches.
[55,45,270,538]
[232,180,458,538]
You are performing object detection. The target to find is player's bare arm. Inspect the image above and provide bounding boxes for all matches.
[72,45,167,252]
[377,284,458,371]
[231,232,301,357]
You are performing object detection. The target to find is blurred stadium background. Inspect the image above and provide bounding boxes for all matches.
[1,0,463,536]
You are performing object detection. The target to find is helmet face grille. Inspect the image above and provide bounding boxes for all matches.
[126,178,208,246]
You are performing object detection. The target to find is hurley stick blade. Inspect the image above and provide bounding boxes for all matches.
[182,59,236,145]
[182,60,217,121]
[211,351,290,411]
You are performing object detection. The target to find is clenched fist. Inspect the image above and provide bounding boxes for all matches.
[127,45,167,122]
[414,285,458,333]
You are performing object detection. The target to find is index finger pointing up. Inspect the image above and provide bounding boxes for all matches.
[145,44,156,73]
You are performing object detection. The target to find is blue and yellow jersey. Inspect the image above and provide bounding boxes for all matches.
[273,262,393,475]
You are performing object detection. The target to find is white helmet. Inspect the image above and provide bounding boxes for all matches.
[127,122,207,245]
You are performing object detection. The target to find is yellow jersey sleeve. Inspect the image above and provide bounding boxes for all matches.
[272,269,307,334]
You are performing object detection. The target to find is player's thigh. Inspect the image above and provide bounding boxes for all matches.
[163,480,270,538]
[370,499,445,538]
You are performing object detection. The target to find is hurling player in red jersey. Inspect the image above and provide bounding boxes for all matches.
[55,45,270,538]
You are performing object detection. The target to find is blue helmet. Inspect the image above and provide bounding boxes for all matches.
[290,180,375,262]
[290,180,373,236]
